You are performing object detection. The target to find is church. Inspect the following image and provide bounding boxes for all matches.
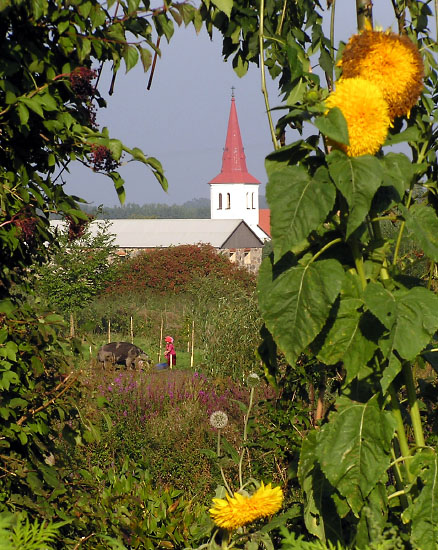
[53,94,271,273]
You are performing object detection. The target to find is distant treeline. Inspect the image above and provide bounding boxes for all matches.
[78,196,268,219]
[83,198,211,219]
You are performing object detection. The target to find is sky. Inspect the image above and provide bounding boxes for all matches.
[62,1,416,207]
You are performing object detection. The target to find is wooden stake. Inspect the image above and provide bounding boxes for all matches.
[108,319,111,344]
[158,314,164,362]
[190,320,195,367]
[130,316,134,344]
[70,312,75,338]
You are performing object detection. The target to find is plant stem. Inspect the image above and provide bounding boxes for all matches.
[329,0,336,90]
[217,429,233,495]
[259,0,279,150]
[356,0,373,31]
[402,361,426,449]
[309,237,342,264]
[351,241,367,290]
[238,387,254,489]
[388,384,414,484]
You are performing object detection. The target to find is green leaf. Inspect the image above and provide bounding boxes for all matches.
[314,107,349,146]
[18,96,44,118]
[233,51,248,78]
[327,151,383,238]
[381,153,417,200]
[406,452,438,550]
[108,139,123,161]
[211,0,233,17]
[364,283,438,392]
[266,165,336,260]
[16,102,29,125]
[384,125,421,145]
[138,46,153,73]
[298,431,342,541]
[317,272,377,383]
[317,395,395,515]
[402,203,438,262]
[258,256,344,367]
[123,45,139,73]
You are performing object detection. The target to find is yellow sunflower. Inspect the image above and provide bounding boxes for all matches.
[340,30,424,119]
[324,77,390,157]
[209,482,283,530]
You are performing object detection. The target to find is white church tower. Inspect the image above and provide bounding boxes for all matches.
[209,92,268,241]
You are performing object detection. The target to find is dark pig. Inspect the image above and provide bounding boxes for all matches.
[97,342,151,369]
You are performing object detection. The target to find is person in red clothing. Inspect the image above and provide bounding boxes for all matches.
[164,336,176,368]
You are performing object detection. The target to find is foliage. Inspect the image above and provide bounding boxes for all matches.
[105,244,255,296]
[35,218,120,318]
[237,0,438,547]
[0,512,63,550]
[61,461,211,550]
[0,298,84,519]
[0,0,207,544]
[186,275,262,377]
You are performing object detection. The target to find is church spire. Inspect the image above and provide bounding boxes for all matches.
[209,93,260,185]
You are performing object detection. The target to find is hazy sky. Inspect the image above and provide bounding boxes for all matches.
[62,1,414,207]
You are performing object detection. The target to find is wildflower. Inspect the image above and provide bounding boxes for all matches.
[325,77,390,157]
[209,482,283,530]
[340,30,424,119]
[210,410,229,429]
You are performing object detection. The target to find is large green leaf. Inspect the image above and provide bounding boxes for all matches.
[405,452,438,550]
[266,165,336,260]
[402,203,438,262]
[314,107,349,146]
[258,256,344,367]
[298,431,342,542]
[327,151,383,238]
[316,395,395,515]
[317,272,377,384]
[381,153,417,201]
[364,283,438,392]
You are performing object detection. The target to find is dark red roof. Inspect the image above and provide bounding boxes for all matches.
[209,97,261,185]
[258,209,271,237]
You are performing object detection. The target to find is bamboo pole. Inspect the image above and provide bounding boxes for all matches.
[190,320,195,367]
[130,316,134,344]
[108,319,111,343]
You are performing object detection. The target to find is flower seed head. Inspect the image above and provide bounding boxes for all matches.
[210,410,229,429]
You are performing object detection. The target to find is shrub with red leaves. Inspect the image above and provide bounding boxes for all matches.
[105,244,255,296]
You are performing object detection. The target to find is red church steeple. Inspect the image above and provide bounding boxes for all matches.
[209,92,260,185]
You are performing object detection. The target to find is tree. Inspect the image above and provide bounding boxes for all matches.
[36,218,119,334]
[0,0,200,531]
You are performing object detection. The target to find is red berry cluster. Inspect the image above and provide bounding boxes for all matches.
[70,67,97,100]
[14,215,37,245]
[70,67,98,128]
[65,214,93,242]
[90,144,120,173]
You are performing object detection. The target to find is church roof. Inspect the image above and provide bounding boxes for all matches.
[50,219,265,249]
[258,209,271,237]
[209,95,261,185]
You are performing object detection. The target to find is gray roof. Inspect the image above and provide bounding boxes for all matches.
[50,219,265,248]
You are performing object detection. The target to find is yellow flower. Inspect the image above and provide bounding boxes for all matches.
[325,77,390,157]
[340,30,424,119]
[209,482,283,530]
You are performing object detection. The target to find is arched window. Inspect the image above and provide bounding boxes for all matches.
[226,193,231,209]
[246,192,250,209]
[251,192,255,209]
[218,193,222,210]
